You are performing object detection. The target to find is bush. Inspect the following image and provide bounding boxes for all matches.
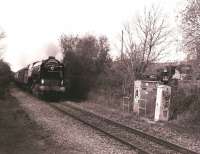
[60,35,111,99]
[170,82,200,121]
[0,60,11,97]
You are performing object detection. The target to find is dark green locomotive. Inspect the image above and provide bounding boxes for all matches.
[14,56,65,96]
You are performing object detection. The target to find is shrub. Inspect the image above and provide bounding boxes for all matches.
[0,60,11,97]
[60,35,111,99]
[170,81,200,121]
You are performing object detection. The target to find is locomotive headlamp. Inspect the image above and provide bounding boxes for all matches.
[61,80,64,86]
[41,79,45,85]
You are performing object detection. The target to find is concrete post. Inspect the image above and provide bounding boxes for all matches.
[154,85,171,121]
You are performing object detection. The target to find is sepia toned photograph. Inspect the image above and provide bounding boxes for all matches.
[0,0,199,153]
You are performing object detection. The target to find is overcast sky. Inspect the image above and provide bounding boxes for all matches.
[0,0,186,71]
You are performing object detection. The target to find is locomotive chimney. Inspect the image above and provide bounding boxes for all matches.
[49,56,55,59]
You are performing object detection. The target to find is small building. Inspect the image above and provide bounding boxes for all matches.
[133,80,159,119]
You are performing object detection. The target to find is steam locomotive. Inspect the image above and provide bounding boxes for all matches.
[14,56,65,97]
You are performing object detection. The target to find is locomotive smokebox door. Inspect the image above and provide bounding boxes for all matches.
[154,85,171,121]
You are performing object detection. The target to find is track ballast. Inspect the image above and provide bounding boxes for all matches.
[49,102,198,154]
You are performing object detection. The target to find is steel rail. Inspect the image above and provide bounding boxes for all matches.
[50,103,148,154]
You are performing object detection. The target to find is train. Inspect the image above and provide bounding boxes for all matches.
[14,56,66,97]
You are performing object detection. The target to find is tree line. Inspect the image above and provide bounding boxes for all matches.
[59,2,200,100]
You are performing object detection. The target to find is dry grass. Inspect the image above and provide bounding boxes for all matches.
[88,89,123,110]
[171,80,200,122]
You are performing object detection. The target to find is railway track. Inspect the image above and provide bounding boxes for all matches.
[49,101,198,154]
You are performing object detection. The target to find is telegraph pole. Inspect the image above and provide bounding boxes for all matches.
[121,30,124,61]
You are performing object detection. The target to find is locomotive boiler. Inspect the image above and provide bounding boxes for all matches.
[14,56,65,97]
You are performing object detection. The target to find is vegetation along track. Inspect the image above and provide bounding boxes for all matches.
[49,102,198,154]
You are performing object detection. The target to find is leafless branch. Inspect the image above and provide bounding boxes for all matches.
[121,5,171,81]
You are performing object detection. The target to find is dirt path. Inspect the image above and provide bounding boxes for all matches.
[0,94,67,154]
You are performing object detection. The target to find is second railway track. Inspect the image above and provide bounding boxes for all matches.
[49,101,198,154]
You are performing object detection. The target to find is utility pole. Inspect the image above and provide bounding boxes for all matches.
[121,30,124,61]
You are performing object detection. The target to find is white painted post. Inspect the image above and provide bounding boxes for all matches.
[154,85,171,121]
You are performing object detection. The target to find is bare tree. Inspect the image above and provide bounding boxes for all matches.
[120,6,171,99]
[122,6,171,81]
[181,0,200,60]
